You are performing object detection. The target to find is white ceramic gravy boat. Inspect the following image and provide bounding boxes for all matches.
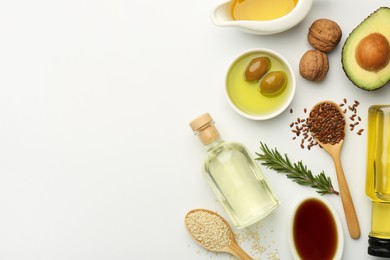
[211,0,313,35]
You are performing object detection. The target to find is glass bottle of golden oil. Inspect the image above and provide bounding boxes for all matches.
[189,113,280,229]
[366,105,390,257]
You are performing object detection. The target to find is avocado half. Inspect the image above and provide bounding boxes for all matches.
[342,7,390,90]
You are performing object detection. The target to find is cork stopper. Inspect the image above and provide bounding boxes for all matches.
[189,113,213,131]
[189,113,220,145]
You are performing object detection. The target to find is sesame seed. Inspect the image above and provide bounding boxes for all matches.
[185,210,231,251]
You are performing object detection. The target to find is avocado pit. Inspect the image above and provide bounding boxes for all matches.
[356,33,390,71]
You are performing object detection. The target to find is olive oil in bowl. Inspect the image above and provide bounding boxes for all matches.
[225,49,295,120]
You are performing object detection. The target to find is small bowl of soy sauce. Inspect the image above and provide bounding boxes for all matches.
[289,196,344,260]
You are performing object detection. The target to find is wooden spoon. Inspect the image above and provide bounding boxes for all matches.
[184,209,253,260]
[309,100,361,239]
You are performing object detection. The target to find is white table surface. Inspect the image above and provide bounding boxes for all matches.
[0,0,389,259]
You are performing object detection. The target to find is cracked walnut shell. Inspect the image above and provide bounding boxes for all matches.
[299,50,329,81]
[308,19,342,53]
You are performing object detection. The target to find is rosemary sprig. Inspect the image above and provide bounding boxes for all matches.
[255,142,339,196]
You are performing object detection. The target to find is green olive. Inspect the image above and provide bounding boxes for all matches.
[260,71,287,96]
[244,57,271,82]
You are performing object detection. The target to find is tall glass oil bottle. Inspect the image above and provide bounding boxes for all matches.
[366,105,390,257]
[189,113,280,229]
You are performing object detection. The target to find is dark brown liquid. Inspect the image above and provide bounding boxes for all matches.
[293,198,338,260]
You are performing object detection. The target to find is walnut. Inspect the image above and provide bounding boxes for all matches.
[308,19,342,53]
[299,50,329,81]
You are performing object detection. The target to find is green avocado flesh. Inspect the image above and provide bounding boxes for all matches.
[342,7,390,90]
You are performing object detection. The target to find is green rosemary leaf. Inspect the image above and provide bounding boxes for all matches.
[255,142,339,196]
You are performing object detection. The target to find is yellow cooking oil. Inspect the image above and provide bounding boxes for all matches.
[366,105,390,241]
[226,52,291,117]
[231,0,298,21]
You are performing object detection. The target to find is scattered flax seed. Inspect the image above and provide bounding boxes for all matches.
[185,210,231,251]
[289,106,318,150]
[341,98,364,136]
[290,108,293,113]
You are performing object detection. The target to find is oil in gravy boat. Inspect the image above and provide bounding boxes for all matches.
[211,0,313,35]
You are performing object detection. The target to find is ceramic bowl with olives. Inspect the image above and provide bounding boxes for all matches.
[225,48,296,120]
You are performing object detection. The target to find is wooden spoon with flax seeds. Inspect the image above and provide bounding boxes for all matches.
[308,100,360,239]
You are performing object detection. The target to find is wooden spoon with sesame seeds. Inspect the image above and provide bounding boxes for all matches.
[308,100,361,240]
[184,209,253,260]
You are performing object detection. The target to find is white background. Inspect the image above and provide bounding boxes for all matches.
[0,0,389,259]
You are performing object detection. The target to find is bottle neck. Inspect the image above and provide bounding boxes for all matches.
[369,201,390,257]
[195,122,221,146]
[370,201,390,239]
[204,137,224,151]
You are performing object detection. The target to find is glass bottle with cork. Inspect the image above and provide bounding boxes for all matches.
[366,105,390,258]
[189,113,280,229]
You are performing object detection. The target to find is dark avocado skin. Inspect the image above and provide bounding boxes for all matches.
[341,7,390,91]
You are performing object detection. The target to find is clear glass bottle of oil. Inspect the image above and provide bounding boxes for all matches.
[366,105,390,258]
[189,113,280,229]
